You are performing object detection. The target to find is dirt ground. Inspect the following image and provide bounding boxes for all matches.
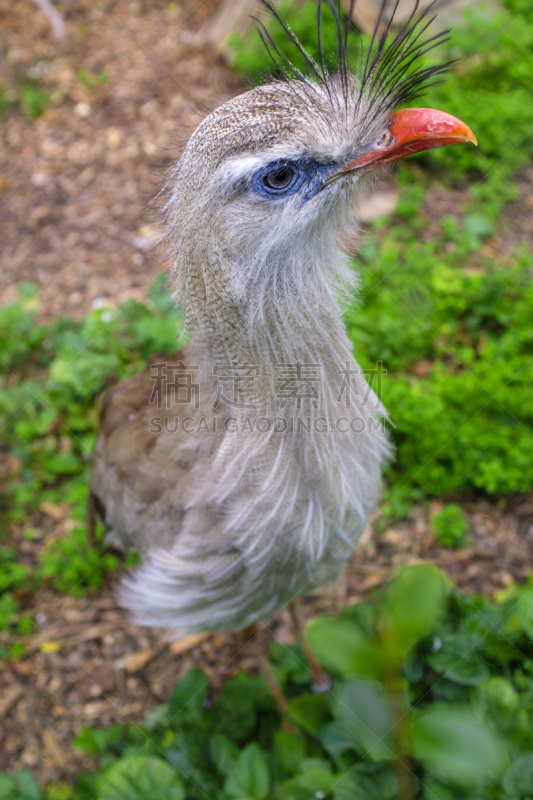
[0,0,241,320]
[1,0,533,789]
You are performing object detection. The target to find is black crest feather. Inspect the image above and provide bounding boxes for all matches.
[255,0,453,118]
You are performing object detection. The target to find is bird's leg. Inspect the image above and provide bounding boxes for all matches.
[288,599,330,691]
[336,564,348,612]
[242,624,288,716]
[258,654,288,716]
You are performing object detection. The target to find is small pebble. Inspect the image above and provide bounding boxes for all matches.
[75,102,92,118]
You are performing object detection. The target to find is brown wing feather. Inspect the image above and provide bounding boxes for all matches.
[90,351,191,555]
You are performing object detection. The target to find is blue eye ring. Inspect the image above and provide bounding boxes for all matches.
[253,160,301,197]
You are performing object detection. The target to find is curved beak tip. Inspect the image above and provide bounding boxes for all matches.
[340,108,477,178]
[389,107,477,149]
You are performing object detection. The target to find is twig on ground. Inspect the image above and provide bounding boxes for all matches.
[33,0,67,41]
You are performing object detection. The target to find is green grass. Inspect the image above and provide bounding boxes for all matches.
[6,565,533,799]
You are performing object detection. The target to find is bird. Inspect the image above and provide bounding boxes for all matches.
[89,0,476,645]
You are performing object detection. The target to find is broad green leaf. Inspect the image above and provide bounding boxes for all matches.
[307,617,380,678]
[427,629,490,686]
[45,784,73,800]
[41,451,81,475]
[479,677,518,714]
[225,743,270,800]
[383,565,447,651]
[428,650,490,686]
[286,694,330,733]
[164,745,205,790]
[168,668,209,722]
[331,680,394,762]
[0,770,43,800]
[278,780,317,800]
[421,779,456,800]
[98,756,184,800]
[73,726,124,757]
[211,673,275,743]
[502,754,533,796]
[50,352,120,398]
[332,773,360,800]
[268,642,310,685]
[320,721,358,758]
[132,316,180,354]
[517,592,533,640]
[332,767,397,800]
[411,706,506,789]
[210,733,240,776]
[274,730,307,775]
[292,759,333,793]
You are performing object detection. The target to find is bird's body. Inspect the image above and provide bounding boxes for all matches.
[90,1,476,635]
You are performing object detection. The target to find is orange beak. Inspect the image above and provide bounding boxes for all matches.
[343,108,477,175]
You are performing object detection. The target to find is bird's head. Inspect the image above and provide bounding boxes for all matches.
[165,0,476,336]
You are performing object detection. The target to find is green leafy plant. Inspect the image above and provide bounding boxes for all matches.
[98,757,185,800]
[432,504,469,548]
[19,83,50,118]
[228,0,360,78]
[421,0,533,179]
[346,202,533,502]
[0,769,43,800]
[8,565,533,799]
[0,84,17,118]
[40,524,119,596]
[77,69,110,91]
[0,278,183,636]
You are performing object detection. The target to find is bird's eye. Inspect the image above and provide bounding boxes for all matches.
[263,166,295,191]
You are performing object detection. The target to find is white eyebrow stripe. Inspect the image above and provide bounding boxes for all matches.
[224,155,266,180]
[223,149,306,181]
